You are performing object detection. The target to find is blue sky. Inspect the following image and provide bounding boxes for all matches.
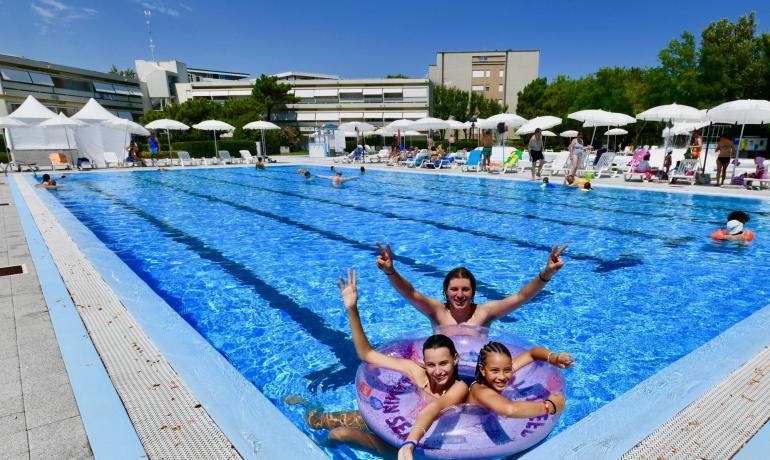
[2,0,768,81]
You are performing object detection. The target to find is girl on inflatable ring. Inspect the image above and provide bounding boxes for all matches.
[289,269,468,459]
[468,341,573,418]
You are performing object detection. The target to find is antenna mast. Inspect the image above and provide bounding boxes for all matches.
[144,10,156,62]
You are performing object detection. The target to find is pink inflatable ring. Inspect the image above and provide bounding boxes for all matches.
[355,325,566,459]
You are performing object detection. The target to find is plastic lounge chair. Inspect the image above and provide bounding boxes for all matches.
[461,149,483,172]
[103,152,121,168]
[579,152,615,178]
[502,152,521,174]
[177,151,197,166]
[541,151,569,176]
[239,150,256,164]
[218,150,236,164]
[487,152,517,174]
[404,151,430,168]
[49,152,69,171]
[669,159,700,185]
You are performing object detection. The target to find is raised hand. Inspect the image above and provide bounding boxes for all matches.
[375,241,395,274]
[336,269,358,311]
[543,244,568,279]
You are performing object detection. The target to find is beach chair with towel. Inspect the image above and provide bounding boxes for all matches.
[669,158,699,185]
[49,152,69,171]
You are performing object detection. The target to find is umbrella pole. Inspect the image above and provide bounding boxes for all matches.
[590,126,597,147]
[213,130,218,161]
[261,129,266,158]
[700,122,713,174]
[167,129,172,164]
[64,128,74,168]
[730,124,746,181]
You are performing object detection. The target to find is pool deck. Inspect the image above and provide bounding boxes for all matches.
[3,157,769,459]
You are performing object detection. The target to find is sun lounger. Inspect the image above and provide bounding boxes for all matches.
[370,149,390,163]
[177,151,197,166]
[541,151,569,176]
[488,152,519,174]
[103,152,121,168]
[218,150,236,164]
[49,152,69,171]
[239,150,257,164]
[669,158,700,185]
[579,152,615,178]
[403,151,430,168]
[461,149,483,172]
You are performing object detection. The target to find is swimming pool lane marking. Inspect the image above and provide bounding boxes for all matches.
[187,171,642,272]
[9,178,146,459]
[77,181,362,392]
[255,169,683,245]
[32,180,329,460]
[131,175,527,308]
[282,168,726,226]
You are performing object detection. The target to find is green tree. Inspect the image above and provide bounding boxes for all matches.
[251,74,299,122]
[432,84,471,121]
[108,64,137,79]
[516,78,548,119]
[656,32,699,105]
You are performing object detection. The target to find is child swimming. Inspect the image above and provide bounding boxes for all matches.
[467,341,573,418]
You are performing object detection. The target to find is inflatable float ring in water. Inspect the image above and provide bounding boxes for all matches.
[355,325,566,459]
[709,229,755,242]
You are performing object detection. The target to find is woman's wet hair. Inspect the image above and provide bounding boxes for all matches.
[304,171,311,178]
[583,182,592,190]
[423,334,459,382]
[728,210,750,223]
[474,341,512,385]
[42,174,51,182]
[442,267,476,309]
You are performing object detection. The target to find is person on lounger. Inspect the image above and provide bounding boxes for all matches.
[374,242,568,327]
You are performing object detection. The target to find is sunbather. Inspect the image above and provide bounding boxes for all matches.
[375,242,568,327]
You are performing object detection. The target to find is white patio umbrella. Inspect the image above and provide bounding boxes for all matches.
[386,119,415,150]
[541,130,556,137]
[637,103,705,162]
[0,116,29,166]
[707,99,770,179]
[569,109,635,145]
[484,113,527,151]
[516,115,562,135]
[339,121,375,159]
[559,130,579,138]
[605,128,628,151]
[243,120,280,157]
[193,120,236,158]
[39,113,86,166]
[145,119,190,159]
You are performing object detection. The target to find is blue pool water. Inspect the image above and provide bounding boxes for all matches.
[45,166,770,458]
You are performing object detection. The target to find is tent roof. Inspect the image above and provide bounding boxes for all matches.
[72,98,120,122]
[8,95,58,122]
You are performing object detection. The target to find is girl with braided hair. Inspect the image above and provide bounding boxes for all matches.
[467,341,573,418]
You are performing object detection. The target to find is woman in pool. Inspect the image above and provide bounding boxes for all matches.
[290,270,468,459]
[375,242,568,327]
[316,171,359,187]
[467,341,573,418]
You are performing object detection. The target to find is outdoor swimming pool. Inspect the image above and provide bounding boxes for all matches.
[43,166,770,459]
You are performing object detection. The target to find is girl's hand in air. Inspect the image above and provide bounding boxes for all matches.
[337,269,358,311]
[375,241,395,274]
[543,244,568,278]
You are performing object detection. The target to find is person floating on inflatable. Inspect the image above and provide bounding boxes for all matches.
[565,174,591,190]
[710,211,754,242]
[288,270,468,459]
[375,242,567,328]
[468,341,572,418]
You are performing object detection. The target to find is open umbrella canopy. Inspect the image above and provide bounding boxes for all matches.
[0,116,30,129]
[707,99,770,125]
[8,95,58,122]
[410,117,449,131]
[569,109,635,127]
[145,119,190,131]
[605,128,628,136]
[516,115,561,135]
[243,120,280,130]
[485,113,527,129]
[103,118,150,136]
[39,112,87,129]
[444,119,466,129]
[662,121,710,137]
[387,119,415,130]
[560,130,579,138]
[541,130,556,137]
[338,121,376,133]
[402,130,424,136]
[637,103,705,122]
[193,120,236,131]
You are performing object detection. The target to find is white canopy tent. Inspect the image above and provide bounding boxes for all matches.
[72,98,130,167]
[6,96,70,162]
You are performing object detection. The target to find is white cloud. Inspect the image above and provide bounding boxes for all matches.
[178,2,192,12]
[30,1,98,34]
[136,0,180,17]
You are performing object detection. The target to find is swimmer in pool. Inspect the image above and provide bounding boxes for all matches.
[35,174,62,189]
[316,171,359,186]
[375,242,568,328]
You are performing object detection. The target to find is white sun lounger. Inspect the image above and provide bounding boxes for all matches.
[239,150,257,164]
[669,158,700,185]
[103,152,121,168]
[541,151,569,176]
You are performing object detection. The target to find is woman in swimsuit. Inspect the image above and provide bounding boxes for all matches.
[528,128,545,180]
[715,134,736,186]
[689,131,703,159]
[288,270,467,459]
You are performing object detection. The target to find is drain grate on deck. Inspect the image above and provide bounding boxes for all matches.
[0,264,26,276]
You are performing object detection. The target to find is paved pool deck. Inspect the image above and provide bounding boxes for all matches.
[2,157,768,459]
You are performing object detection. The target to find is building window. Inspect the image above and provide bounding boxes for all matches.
[0,67,32,83]
[51,76,94,92]
[485,70,491,78]
[29,72,54,86]
[484,86,490,92]
[478,56,488,62]
[471,85,484,92]
[499,70,504,77]
[498,85,503,92]
[472,70,484,78]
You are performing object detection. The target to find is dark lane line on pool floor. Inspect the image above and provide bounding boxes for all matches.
[250,169,684,245]
[196,171,643,271]
[135,176,523,307]
[77,182,362,392]
[280,168,725,226]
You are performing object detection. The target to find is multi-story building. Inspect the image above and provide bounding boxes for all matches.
[174,72,430,134]
[135,59,249,111]
[0,53,145,119]
[428,50,539,113]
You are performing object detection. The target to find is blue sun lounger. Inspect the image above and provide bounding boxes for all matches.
[461,149,482,172]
